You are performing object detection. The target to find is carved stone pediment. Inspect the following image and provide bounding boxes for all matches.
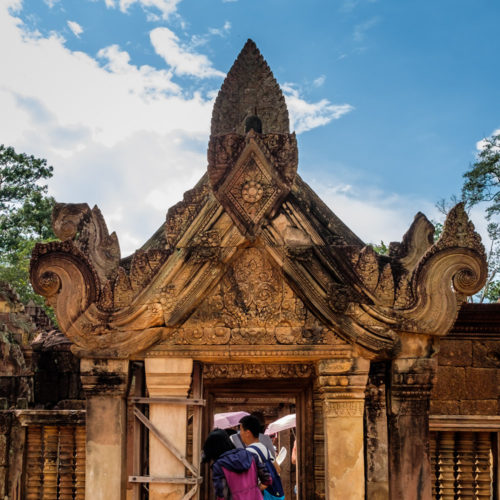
[30,40,488,361]
[161,247,346,348]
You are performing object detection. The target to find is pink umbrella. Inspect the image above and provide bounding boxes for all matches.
[213,411,250,429]
[265,414,296,435]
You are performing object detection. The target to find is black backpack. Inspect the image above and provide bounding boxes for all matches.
[248,444,285,498]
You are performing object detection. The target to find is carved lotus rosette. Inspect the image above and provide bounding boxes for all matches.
[208,130,298,236]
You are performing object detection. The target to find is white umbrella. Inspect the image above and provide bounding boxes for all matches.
[265,413,296,435]
[213,411,250,429]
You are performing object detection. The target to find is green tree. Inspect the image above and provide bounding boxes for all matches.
[461,132,500,302]
[0,145,56,305]
[462,133,500,219]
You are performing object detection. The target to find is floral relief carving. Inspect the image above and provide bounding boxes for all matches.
[203,363,313,379]
[163,247,344,346]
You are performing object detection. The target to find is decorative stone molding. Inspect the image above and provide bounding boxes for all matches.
[147,344,353,361]
[324,400,365,417]
[145,358,193,397]
[389,357,436,417]
[203,363,313,379]
[316,357,370,414]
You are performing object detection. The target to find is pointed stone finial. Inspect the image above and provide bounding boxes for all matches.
[211,39,290,136]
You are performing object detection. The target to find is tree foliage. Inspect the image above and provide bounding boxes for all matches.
[462,133,500,220]
[460,132,500,302]
[0,145,56,305]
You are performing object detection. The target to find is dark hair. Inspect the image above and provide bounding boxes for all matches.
[202,429,235,463]
[239,415,261,438]
[250,411,266,434]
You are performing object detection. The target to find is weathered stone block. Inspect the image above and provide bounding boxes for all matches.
[430,399,460,415]
[438,340,472,366]
[0,434,6,466]
[472,341,500,368]
[0,466,6,498]
[459,399,498,415]
[0,413,11,434]
[432,366,467,400]
[464,367,498,399]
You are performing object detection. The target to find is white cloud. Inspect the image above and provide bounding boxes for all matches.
[150,27,225,78]
[67,20,83,37]
[0,2,358,256]
[0,3,215,255]
[208,21,231,37]
[191,22,232,48]
[341,0,378,13]
[104,0,181,20]
[310,178,438,245]
[476,128,500,152]
[313,75,326,87]
[44,0,61,8]
[353,17,379,43]
[282,84,354,134]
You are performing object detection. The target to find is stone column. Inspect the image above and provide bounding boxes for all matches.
[80,358,129,500]
[317,357,370,499]
[365,361,389,500]
[387,357,436,500]
[145,357,193,500]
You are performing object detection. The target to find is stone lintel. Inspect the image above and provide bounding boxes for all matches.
[144,344,353,363]
[15,409,85,427]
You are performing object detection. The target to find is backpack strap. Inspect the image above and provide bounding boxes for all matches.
[248,444,269,463]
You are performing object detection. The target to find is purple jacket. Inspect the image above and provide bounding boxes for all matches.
[212,448,271,500]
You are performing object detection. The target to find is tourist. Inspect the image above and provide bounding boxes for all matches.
[202,428,271,500]
[230,411,276,458]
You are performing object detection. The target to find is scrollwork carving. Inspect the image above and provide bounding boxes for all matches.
[52,203,120,283]
[203,363,313,379]
[324,400,365,417]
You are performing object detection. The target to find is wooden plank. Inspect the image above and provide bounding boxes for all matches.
[128,476,202,484]
[129,397,206,406]
[191,362,203,500]
[133,407,198,477]
[130,363,144,500]
[182,484,198,500]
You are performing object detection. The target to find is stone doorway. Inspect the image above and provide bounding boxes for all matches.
[201,366,314,500]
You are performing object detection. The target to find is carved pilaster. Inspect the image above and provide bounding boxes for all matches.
[365,361,389,500]
[316,357,370,499]
[80,358,129,500]
[388,357,436,500]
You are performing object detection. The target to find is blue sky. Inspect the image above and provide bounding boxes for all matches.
[1,0,499,255]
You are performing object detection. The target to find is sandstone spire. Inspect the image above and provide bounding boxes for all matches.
[211,39,290,135]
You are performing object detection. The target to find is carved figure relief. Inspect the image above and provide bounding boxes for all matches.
[165,247,344,346]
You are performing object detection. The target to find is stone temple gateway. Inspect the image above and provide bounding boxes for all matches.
[29,40,488,499]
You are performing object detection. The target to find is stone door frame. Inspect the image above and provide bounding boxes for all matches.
[201,367,314,500]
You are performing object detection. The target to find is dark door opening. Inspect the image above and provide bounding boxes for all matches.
[201,377,313,500]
